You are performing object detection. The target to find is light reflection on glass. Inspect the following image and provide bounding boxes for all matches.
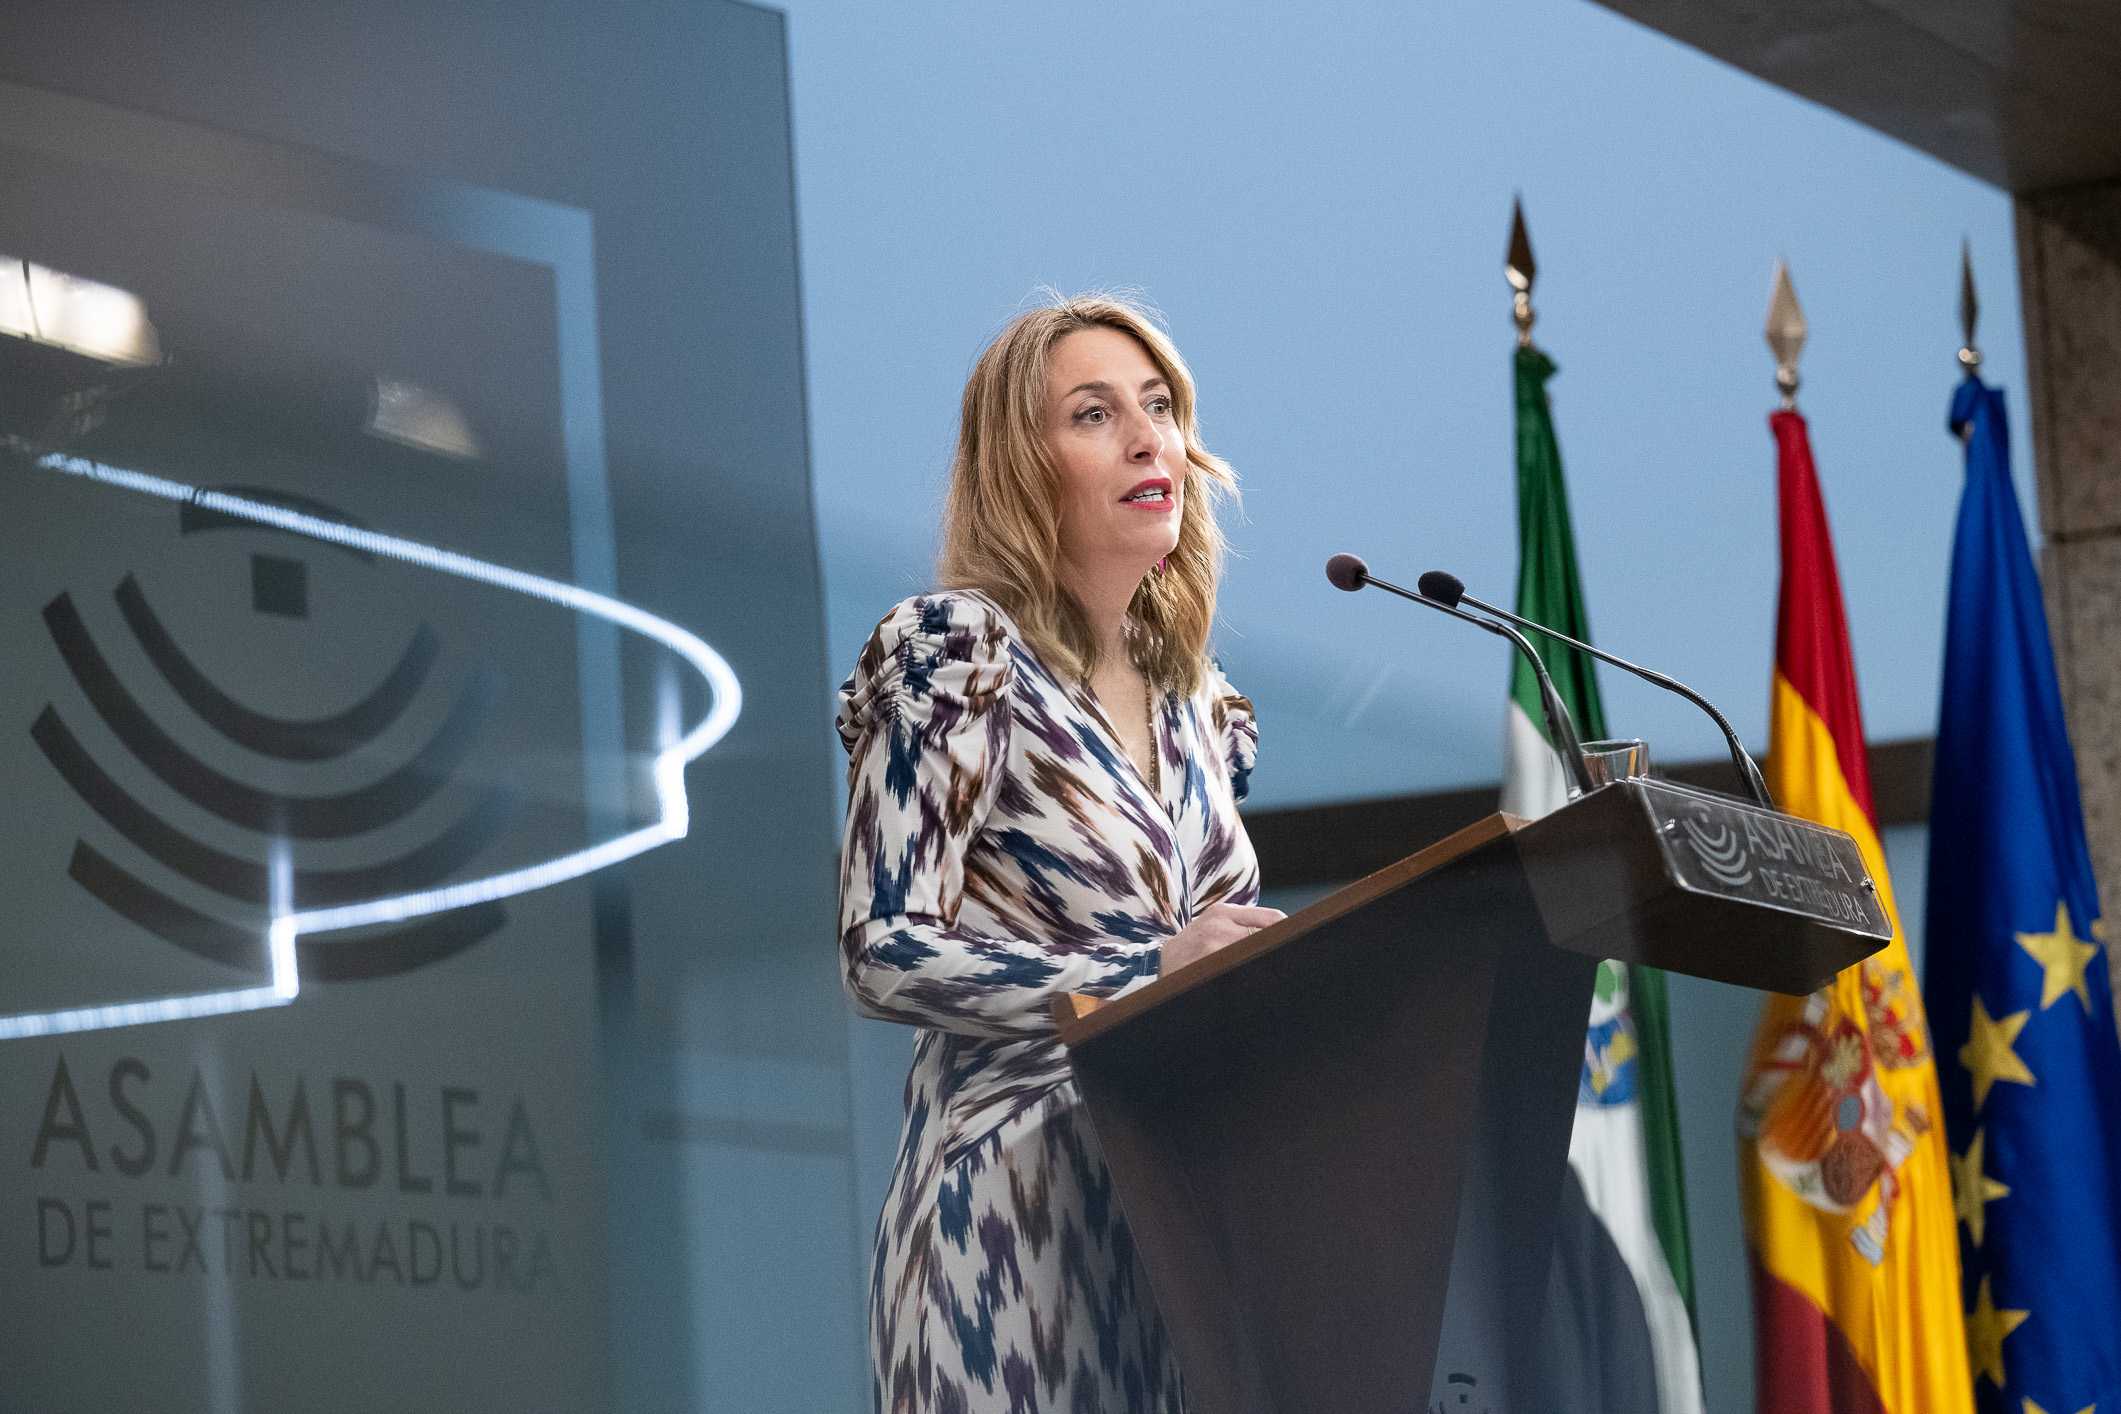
[0,453,742,1041]
[0,255,163,366]
[367,376,481,459]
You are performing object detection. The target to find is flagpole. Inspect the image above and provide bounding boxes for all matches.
[1507,195,1537,349]
[1923,237,2121,1412]
[1766,259,1806,412]
[1739,258,1978,1414]
[1958,237,1982,390]
[1498,197,1705,1414]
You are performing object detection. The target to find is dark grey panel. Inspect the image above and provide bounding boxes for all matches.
[1589,0,2121,192]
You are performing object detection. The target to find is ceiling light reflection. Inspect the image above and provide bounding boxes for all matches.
[0,256,163,366]
[367,376,481,459]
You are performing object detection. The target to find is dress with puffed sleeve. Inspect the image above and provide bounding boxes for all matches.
[838,590,1261,1414]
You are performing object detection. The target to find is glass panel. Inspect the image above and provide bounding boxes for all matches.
[0,136,615,1414]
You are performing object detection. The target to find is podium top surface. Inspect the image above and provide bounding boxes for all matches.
[1056,779,1894,1048]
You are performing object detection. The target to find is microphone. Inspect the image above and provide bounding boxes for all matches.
[1416,570,1774,809]
[1326,554,1596,799]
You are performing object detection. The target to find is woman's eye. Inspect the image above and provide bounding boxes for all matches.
[1077,406,1107,424]
[1147,397,1172,416]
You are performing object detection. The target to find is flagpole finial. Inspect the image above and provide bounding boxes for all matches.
[1959,238,1982,376]
[1766,259,1807,411]
[1506,196,1537,348]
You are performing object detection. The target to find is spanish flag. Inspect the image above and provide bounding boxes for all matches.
[1736,406,1973,1414]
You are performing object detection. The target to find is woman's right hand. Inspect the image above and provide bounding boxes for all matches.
[1159,903,1287,977]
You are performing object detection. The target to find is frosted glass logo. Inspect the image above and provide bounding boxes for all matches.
[1,455,740,1040]
[33,558,521,985]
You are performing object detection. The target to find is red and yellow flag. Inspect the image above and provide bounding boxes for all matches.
[1737,410,1972,1414]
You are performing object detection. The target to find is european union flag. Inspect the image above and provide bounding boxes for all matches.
[1925,375,2121,1414]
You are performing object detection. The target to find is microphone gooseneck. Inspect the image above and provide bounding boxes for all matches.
[1419,570,1775,809]
[1327,553,1596,799]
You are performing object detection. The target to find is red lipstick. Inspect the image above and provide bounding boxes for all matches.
[1120,477,1175,510]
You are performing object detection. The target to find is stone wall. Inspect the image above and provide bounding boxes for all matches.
[2017,183,2121,940]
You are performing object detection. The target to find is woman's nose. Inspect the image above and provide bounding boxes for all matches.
[1123,407,1163,461]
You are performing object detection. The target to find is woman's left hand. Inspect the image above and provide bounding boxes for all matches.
[1158,903,1287,976]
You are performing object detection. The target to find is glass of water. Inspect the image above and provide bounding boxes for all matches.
[1580,738,1650,787]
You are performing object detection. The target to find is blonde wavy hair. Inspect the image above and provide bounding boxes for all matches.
[938,293,1236,696]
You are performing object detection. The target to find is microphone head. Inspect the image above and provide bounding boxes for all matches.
[1325,553,1369,592]
[1417,570,1464,607]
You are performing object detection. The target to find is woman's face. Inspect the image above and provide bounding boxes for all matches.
[1043,326,1186,583]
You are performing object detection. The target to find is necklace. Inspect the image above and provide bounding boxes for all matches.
[1142,675,1161,796]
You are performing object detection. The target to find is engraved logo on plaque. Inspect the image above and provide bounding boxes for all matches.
[1680,806,1753,888]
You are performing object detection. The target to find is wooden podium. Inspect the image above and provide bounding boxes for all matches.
[1051,777,1891,1414]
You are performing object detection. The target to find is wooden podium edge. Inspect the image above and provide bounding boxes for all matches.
[1052,811,1527,1047]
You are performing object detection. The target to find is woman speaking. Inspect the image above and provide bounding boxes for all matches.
[836,293,1280,1413]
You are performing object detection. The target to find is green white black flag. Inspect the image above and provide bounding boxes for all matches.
[1505,345,1703,1414]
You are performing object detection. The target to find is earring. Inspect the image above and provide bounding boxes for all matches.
[1153,555,1167,576]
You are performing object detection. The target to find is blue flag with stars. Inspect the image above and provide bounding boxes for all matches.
[1925,375,2121,1414]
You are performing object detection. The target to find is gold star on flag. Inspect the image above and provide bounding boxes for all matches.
[2022,1398,2095,1414]
[1967,1274,2030,1389]
[1952,1127,2011,1247]
[2017,902,2100,1012]
[1961,995,2036,1110]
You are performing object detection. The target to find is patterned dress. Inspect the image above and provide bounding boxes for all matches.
[837,590,1261,1414]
